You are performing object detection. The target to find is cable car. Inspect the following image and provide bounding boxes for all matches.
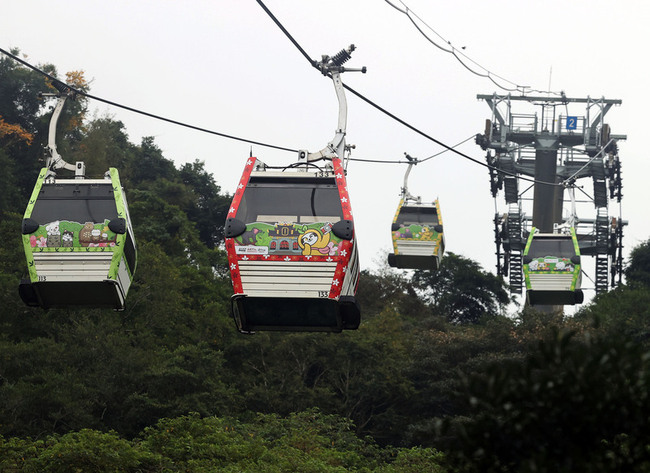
[18,86,137,310]
[523,227,583,305]
[388,155,445,270]
[224,45,364,333]
[225,156,360,333]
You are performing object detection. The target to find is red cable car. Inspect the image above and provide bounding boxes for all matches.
[225,157,360,333]
[224,45,365,333]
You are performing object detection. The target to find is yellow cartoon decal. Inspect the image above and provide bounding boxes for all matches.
[419,226,434,240]
[299,227,336,256]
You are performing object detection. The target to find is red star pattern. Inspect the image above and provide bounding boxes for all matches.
[225,157,257,294]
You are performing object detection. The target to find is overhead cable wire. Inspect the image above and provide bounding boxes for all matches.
[0,45,477,169]
[253,0,561,188]
[342,74,514,173]
[386,0,519,92]
[384,0,562,96]
[2,23,557,189]
[0,47,299,154]
[341,72,551,185]
[419,134,475,162]
[254,1,315,68]
[349,135,475,164]
[254,1,490,169]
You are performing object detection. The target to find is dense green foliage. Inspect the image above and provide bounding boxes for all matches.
[2,51,650,471]
[0,410,445,472]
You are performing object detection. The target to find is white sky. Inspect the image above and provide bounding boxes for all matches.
[3,0,649,307]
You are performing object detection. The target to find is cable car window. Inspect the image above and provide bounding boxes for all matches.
[237,181,343,224]
[395,206,439,225]
[527,237,575,258]
[30,184,118,224]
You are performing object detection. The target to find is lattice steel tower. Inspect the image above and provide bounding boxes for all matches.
[476,93,626,298]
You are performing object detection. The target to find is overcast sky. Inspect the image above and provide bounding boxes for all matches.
[3,0,648,307]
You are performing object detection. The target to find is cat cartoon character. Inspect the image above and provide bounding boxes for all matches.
[45,221,61,247]
[62,230,74,247]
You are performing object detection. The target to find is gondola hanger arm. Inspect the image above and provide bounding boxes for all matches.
[401,153,421,203]
[560,180,578,232]
[41,85,85,179]
[303,45,366,165]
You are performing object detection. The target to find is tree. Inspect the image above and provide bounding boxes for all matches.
[0,429,164,472]
[1,412,449,472]
[355,268,430,323]
[412,253,511,324]
[180,160,231,249]
[0,51,47,215]
[127,136,177,185]
[69,115,136,176]
[624,238,650,288]
[445,328,650,473]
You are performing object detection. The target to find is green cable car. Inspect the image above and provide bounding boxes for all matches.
[18,86,136,310]
[523,227,583,305]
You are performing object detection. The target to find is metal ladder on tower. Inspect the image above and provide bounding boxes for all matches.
[506,204,524,294]
[594,207,610,294]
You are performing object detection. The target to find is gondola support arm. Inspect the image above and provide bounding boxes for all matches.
[303,45,366,165]
[41,85,85,179]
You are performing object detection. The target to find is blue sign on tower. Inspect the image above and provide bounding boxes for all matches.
[566,116,578,130]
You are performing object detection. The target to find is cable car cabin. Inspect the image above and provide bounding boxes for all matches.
[388,198,445,270]
[523,227,583,306]
[19,167,137,310]
[224,157,360,333]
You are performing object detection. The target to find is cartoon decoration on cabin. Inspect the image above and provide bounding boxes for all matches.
[419,226,434,241]
[233,221,342,257]
[62,230,74,247]
[392,224,437,241]
[28,219,118,250]
[394,226,414,239]
[236,228,261,246]
[79,222,94,246]
[298,224,337,256]
[46,221,61,247]
[527,256,575,273]
[268,224,301,254]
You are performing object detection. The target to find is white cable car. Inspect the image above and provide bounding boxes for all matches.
[523,227,583,306]
[225,46,364,333]
[388,155,445,270]
[19,86,137,310]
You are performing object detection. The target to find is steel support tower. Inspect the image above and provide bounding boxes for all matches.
[476,93,626,298]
